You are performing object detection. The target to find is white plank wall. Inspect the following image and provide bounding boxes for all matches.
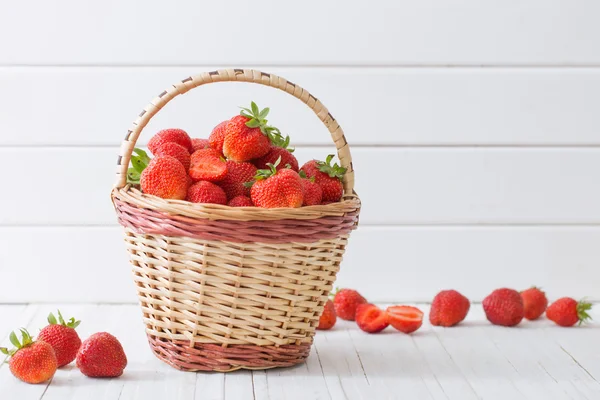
[0,1,599,303]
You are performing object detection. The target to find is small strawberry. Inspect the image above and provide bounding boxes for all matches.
[1,329,57,384]
[429,290,471,327]
[521,287,548,321]
[356,304,389,333]
[228,195,254,207]
[220,161,257,199]
[254,135,299,172]
[300,155,346,203]
[546,297,593,327]
[483,288,524,327]
[189,148,227,182]
[77,332,127,378]
[208,120,229,154]
[140,156,188,200]
[154,142,191,170]
[191,138,210,152]
[317,299,337,330]
[186,181,227,205]
[249,158,304,208]
[386,305,424,334]
[148,128,192,154]
[299,171,323,206]
[38,310,82,367]
[333,288,367,321]
[223,102,283,162]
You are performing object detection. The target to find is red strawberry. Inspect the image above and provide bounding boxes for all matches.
[223,102,282,162]
[76,332,127,378]
[154,142,191,170]
[228,196,253,207]
[483,288,524,327]
[356,304,389,333]
[186,181,227,204]
[300,155,346,203]
[1,329,57,384]
[191,138,210,152]
[429,290,471,327]
[299,171,323,206]
[546,297,593,327]
[333,288,367,321]
[148,128,192,154]
[250,159,304,208]
[208,120,229,154]
[317,299,337,330]
[189,148,227,182]
[520,287,548,321]
[254,143,299,172]
[140,156,188,200]
[38,310,82,367]
[386,305,424,334]
[220,161,257,199]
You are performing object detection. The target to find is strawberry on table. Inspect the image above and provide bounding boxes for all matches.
[187,181,227,205]
[299,171,323,206]
[356,304,389,333]
[191,138,210,152]
[189,148,227,182]
[220,161,257,200]
[38,310,82,367]
[228,195,254,207]
[546,297,593,327]
[317,299,337,330]
[483,288,524,327]
[520,287,548,321]
[249,158,304,208]
[148,128,192,154]
[1,329,58,384]
[77,332,127,378]
[208,120,229,154]
[300,155,346,203]
[429,290,471,327]
[140,155,189,200]
[386,305,424,334]
[154,142,191,170]
[333,288,367,321]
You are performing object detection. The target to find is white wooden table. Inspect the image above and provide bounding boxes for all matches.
[1,304,598,400]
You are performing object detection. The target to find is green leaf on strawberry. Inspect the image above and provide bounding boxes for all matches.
[239,101,285,145]
[317,154,346,180]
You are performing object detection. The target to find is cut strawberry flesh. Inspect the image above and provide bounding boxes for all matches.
[386,305,424,334]
[189,157,227,182]
[356,304,389,333]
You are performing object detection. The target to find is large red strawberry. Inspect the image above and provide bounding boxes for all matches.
[191,138,210,152]
[77,332,127,378]
[386,305,424,334]
[38,310,82,367]
[299,171,323,206]
[355,304,389,333]
[429,290,471,327]
[228,195,254,207]
[317,299,337,330]
[1,329,58,384]
[223,102,282,162]
[483,288,524,327]
[140,156,188,200]
[208,120,229,154]
[186,181,227,205]
[220,161,257,199]
[250,159,304,208]
[254,135,299,172]
[148,128,192,154]
[189,148,227,182]
[333,288,367,321]
[300,155,346,203]
[154,142,191,170]
[546,297,593,327]
[520,287,548,321]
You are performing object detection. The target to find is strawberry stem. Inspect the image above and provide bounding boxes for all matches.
[577,300,593,325]
[317,154,346,180]
[240,101,284,145]
[253,156,282,181]
[48,310,81,329]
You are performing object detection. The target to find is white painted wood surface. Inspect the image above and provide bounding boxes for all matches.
[1,304,599,399]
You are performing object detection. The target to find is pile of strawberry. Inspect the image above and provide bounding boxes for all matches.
[1,311,126,384]
[128,102,346,208]
[318,287,593,333]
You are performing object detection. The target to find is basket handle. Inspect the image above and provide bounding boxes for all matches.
[115,69,355,194]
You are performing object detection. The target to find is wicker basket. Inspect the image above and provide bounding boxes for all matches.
[111,69,361,372]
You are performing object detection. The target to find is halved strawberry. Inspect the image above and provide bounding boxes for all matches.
[355,304,389,333]
[386,306,424,334]
[189,148,227,182]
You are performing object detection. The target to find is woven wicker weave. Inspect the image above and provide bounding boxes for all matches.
[111,69,361,372]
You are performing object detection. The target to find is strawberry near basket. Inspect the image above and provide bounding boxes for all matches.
[111,69,361,372]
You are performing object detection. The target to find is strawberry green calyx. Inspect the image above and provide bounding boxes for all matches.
[577,300,593,325]
[298,170,316,182]
[253,156,282,181]
[317,154,347,180]
[270,133,294,152]
[127,148,151,184]
[240,101,283,144]
[0,329,33,356]
[48,310,81,329]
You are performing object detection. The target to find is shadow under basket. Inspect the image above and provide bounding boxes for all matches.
[111,69,361,372]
